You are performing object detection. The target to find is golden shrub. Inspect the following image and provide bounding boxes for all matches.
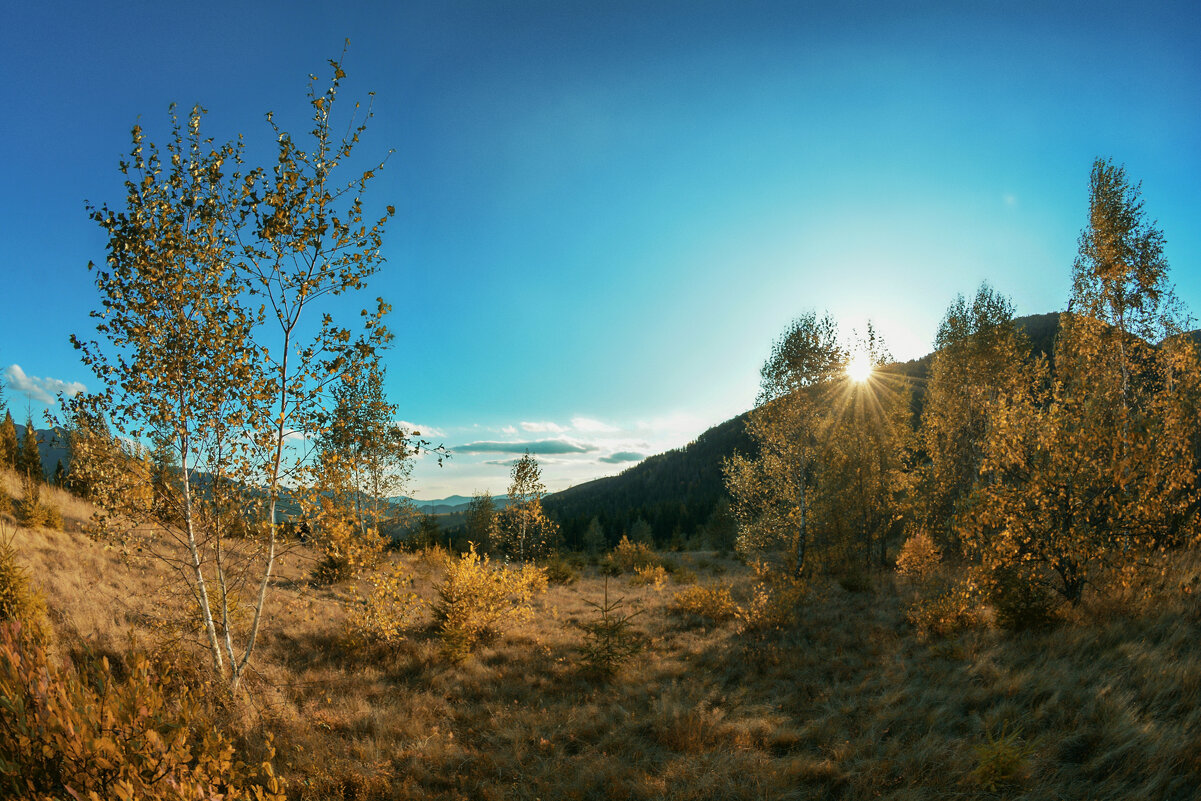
[907,578,985,638]
[604,535,661,574]
[670,583,741,625]
[346,561,425,649]
[895,530,941,584]
[630,564,669,589]
[0,622,285,800]
[433,544,547,661]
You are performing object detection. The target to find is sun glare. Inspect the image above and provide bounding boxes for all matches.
[847,353,872,383]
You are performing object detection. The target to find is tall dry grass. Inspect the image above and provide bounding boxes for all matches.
[2,476,1199,799]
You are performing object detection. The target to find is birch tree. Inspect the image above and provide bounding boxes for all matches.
[74,54,397,690]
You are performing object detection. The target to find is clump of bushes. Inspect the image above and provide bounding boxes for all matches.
[345,561,426,649]
[670,583,740,625]
[433,544,547,661]
[630,564,669,589]
[0,623,285,801]
[907,577,985,638]
[603,535,661,574]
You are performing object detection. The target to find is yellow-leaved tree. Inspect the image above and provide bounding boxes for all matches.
[971,159,1201,604]
[72,53,397,690]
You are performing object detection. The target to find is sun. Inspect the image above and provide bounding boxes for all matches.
[846,352,872,383]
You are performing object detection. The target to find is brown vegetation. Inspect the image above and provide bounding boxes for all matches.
[3,473,1199,799]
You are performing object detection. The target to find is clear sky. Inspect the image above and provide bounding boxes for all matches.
[2,1,1199,498]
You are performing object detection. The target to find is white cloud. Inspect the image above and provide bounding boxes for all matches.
[4,364,85,405]
[521,420,569,433]
[502,425,517,435]
[571,415,618,433]
[396,420,446,439]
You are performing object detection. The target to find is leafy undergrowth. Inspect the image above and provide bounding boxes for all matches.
[3,483,1200,800]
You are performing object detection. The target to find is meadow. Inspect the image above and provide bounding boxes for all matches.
[4,466,1200,801]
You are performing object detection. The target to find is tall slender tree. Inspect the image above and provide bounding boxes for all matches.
[73,53,397,690]
[725,312,844,579]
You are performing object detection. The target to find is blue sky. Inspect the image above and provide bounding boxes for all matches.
[2,1,1200,498]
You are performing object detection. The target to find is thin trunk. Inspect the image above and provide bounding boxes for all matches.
[179,426,224,674]
[232,326,291,692]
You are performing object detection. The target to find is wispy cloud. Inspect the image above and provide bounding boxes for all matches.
[521,420,569,433]
[599,451,644,464]
[572,415,618,433]
[4,364,85,405]
[454,438,597,455]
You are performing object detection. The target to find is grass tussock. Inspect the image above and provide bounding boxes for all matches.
[2,484,1200,800]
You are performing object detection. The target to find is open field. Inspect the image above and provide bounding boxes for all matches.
[3,472,1200,800]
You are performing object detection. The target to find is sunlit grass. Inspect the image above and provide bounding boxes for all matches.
[4,476,1201,800]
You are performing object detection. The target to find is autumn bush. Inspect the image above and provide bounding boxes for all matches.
[603,535,661,574]
[0,533,48,642]
[895,530,942,587]
[738,570,805,633]
[630,563,669,588]
[670,583,740,625]
[906,577,986,638]
[345,560,426,650]
[0,622,285,801]
[433,544,547,661]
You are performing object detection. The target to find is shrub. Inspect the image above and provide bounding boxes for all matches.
[896,530,941,586]
[308,500,386,585]
[433,544,547,661]
[0,532,48,642]
[575,579,643,679]
[15,475,59,531]
[630,564,669,589]
[739,577,804,633]
[972,724,1033,791]
[670,583,740,625]
[988,565,1054,631]
[543,553,579,585]
[907,578,985,638]
[0,622,285,800]
[346,561,426,649]
[670,566,699,585]
[603,535,661,574]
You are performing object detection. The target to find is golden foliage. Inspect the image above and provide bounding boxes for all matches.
[345,560,425,649]
[630,564,669,589]
[433,544,547,661]
[895,530,942,586]
[670,583,740,625]
[0,622,285,801]
[604,535,661,574]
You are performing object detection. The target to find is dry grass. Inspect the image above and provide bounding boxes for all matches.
[3,474,1200,800]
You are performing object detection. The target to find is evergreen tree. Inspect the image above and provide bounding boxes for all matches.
[464,491,499,551]
[582,517,607,553]
[17,418,42,480]
[0,411,16,470]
